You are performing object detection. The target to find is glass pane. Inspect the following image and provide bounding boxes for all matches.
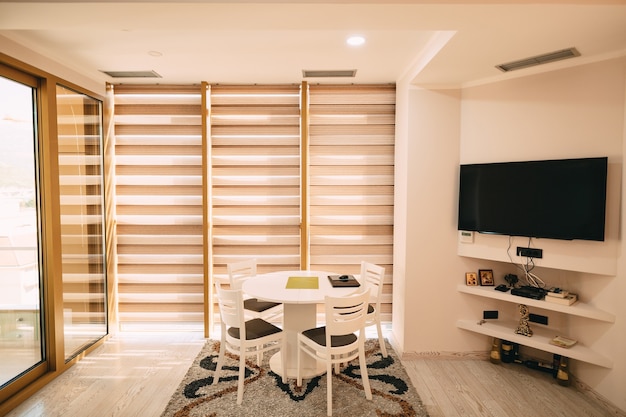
[56,85,107,359]
[0,76,43,386]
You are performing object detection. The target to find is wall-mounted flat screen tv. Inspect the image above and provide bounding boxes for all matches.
[457,157,608,241]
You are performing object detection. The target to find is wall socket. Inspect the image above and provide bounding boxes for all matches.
[529,313,548,325]
[483,310,498,319]
[516,246,543,258]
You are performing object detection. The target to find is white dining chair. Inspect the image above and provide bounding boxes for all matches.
[296,289,372,416]
[227,259,283,321]
[361,261,388,357]
[213,284,286,405]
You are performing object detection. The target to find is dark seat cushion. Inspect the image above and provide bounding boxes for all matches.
[228,318,282,340]
[244,298,281,313]
[302,326,357,347]
[337,304,374,315]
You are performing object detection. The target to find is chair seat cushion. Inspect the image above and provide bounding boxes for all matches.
[244,298,281,313]
[302,326,357,347]
[228,318,282,340]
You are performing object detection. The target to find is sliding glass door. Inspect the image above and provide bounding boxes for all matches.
[56,84,107,359]
[0,73,44,387]
[0,59,108,413]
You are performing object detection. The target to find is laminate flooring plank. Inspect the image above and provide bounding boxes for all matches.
[402,360,445,417]
[4,332,623,417]
[446,360,503,417]
[435,360,485,417]
[405,357,619,417]
[423,359,477,416]
[463,360,527,417]
[407,359,461,416]
[502,362,583,417]
[5,332,206,417]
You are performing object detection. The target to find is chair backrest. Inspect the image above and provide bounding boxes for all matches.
[360,261,385,301]
[215,285,246,331]
[324,289,370,339]
[227,259,257,290]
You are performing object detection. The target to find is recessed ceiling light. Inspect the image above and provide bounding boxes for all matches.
[148,50,163,57]
[346,35,365,46]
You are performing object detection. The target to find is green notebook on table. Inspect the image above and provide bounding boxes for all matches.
[285,276,319,289]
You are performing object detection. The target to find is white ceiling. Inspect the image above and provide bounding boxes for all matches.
[1,1,626,88]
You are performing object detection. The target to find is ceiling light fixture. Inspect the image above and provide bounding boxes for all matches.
[346,35,365,46]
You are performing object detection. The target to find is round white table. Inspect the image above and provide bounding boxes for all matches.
[242,270,362,379]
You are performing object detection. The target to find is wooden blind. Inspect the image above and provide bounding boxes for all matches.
[112,84,204,329]
[210,85,302,280]
[308,84,395,320]
[110,83,395,328]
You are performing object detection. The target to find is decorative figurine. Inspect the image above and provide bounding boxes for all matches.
[557,356,570,386]
[501,340,520,363]
[504,273,519,288]
[515,304,533,337]
[490,337,501,364]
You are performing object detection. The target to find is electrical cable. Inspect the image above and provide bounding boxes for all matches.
[507,236,546,288]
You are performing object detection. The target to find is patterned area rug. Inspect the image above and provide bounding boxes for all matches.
[161,339,428,417]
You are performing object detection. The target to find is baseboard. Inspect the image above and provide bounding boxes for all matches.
[571,376,626,417]
[400,350,489,361]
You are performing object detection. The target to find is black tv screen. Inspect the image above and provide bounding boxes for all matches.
[457,157,608,241]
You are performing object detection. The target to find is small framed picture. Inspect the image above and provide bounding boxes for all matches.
[465,272,478,286]
[479,269,495,286]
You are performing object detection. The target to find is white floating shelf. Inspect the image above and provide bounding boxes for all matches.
[457,284,615,323]
[457,319,613,369]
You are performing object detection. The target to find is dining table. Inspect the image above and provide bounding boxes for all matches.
[241,270,363,379]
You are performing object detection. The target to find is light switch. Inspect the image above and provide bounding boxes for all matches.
[459,230,474,243]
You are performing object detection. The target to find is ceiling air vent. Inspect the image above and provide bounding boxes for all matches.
[302,69,357,78]
[100,70,162,78]
[496,48,580,72]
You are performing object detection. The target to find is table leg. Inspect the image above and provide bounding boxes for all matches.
[269,303,325,379]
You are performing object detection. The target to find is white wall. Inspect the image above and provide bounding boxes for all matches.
[393,86,488,352]
[0,35,106,96]
[395,56,626,412]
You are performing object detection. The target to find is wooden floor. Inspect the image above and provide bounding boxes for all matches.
[4,331,622,417]
[405,357,622,417]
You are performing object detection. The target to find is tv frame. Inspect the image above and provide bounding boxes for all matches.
[457,157,608,242]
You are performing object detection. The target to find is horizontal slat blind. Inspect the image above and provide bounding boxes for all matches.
[308,84,395,320]
[113,85,204,329]
[110,83,395,329]
[210,85,301,281]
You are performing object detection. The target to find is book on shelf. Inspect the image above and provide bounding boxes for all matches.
[546,288,569,298]
[545,293,577,306]
[550,335,578,348]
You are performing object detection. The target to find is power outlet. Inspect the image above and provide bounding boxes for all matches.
[483,310,498,320]
[529,313,548,325]
[516,246,543,258]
